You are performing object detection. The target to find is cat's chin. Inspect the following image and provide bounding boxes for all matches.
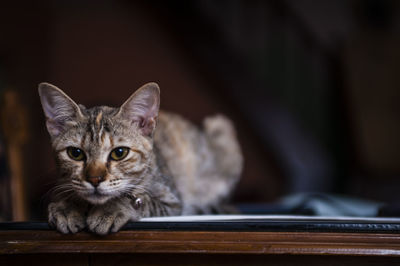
[82,193,113,205]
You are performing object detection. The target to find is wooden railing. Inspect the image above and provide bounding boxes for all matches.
[1,219,400,265]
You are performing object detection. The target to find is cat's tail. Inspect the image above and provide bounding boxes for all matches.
[203,114,243,185]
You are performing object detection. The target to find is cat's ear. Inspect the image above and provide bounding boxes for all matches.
[38,82,83,138]
[118,82,160,136]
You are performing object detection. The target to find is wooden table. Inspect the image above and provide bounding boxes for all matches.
[1,217,400,265]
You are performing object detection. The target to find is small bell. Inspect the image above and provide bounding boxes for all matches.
[133,197,142,210]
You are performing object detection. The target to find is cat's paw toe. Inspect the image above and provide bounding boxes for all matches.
[110,212,131,233]
[87,213,113,235]
[87,209,130,235]
[48,203,69,234]
[66,211,86,234]
[49,213,69,234]
[48,202,86,234]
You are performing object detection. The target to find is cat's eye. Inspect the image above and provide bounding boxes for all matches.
[67,147,86,161]
[110,147,129,161]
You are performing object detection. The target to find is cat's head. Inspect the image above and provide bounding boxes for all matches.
[38,82,160,204]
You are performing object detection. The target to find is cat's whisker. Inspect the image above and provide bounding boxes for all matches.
[130,185,152,197]
[53,190,76,201]
[46,181,76,198]
[51,185,74,192]
[51,183,73,189]
[56,191,77,202]
[46,184,73,195]
[52,187,71,192]
[54,191,73,198]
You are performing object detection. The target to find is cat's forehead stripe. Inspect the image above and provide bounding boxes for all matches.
[87,108,105,145]
[109,132,114,148]
[100,128,107,143]
[95,111,103,127]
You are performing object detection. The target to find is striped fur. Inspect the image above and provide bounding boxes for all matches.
[39,82,243,234]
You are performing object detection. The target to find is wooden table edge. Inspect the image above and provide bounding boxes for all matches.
[1,230,400,256]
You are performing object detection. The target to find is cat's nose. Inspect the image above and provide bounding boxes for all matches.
[86,176,105,187]
[85,163,107,187]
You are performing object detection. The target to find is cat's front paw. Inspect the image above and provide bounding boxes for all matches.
[87,201,136,235]
[48,201,86,234]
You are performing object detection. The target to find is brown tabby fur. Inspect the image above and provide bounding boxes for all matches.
[39,82,243,235]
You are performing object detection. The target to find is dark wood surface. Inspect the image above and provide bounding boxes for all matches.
[2,221,400,265]
[0,219,400,266]
[2,230,400,256]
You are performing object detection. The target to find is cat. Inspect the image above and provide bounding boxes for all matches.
[38,82,243,235]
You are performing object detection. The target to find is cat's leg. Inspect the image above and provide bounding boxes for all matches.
[142,185,182,217]
[87,197,139,235]
[87,190,182,235]
[48,199,88,234]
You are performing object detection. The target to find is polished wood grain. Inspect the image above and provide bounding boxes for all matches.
[1,230,400,257]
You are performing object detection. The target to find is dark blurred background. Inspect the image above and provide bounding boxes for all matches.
[1,0,400,221]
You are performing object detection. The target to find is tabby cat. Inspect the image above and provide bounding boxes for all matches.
[38,82,243,235]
